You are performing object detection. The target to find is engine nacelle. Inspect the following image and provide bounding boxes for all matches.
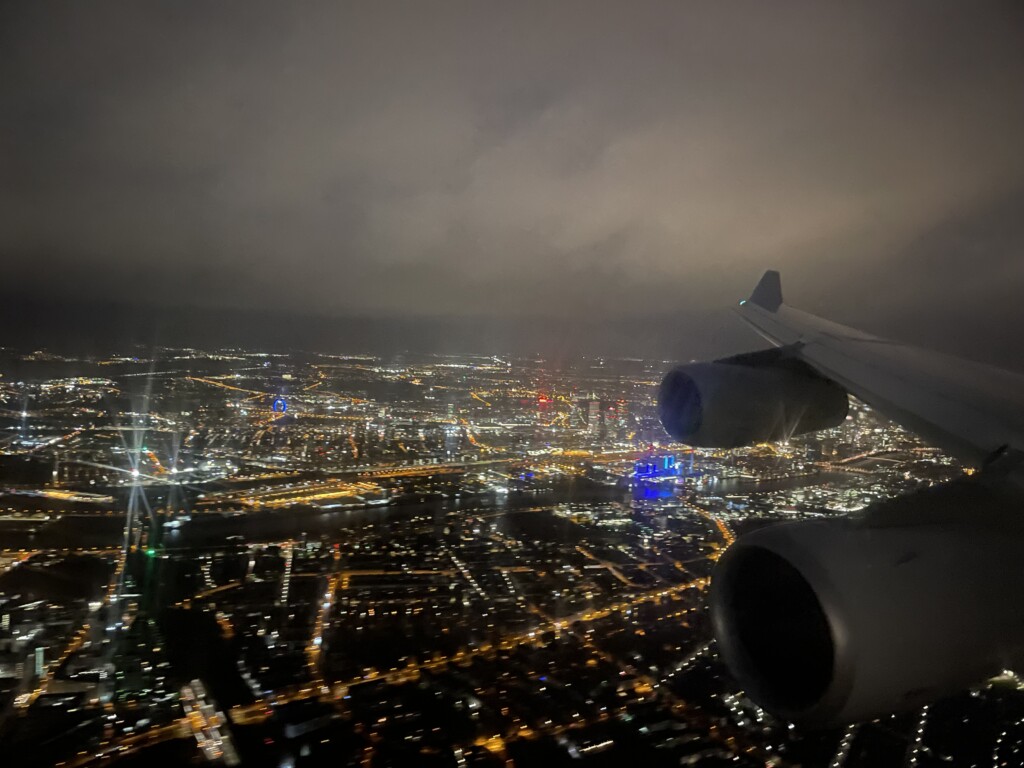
[658,359,848,447]
[710,482,1024,726]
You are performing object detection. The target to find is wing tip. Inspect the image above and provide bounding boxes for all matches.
[748,270,783,312]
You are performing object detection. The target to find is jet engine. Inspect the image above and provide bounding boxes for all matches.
[710,480,1024,725]
[658,354,848,447]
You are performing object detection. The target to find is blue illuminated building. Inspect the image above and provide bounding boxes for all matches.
[634,454,679,480]
[272,397,288,413]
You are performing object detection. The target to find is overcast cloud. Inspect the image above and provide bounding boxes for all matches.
[2,1,1024,355]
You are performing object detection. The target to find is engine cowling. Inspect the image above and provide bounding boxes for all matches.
[658,359,848,447]
[710,481,1024,726]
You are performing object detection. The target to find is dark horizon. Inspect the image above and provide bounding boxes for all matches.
[5,282,1024,375]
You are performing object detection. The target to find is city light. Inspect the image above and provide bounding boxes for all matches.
[0,349,978,766]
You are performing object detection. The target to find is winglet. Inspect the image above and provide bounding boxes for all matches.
[748,270,783,312]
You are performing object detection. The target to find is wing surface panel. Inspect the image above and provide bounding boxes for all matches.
[737,287,1024,465]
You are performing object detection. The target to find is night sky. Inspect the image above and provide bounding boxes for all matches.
[3,2,1024,361]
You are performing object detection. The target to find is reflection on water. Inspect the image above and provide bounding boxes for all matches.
[0,474,862,553]
[712,471,857,495]
[0,479,629,552]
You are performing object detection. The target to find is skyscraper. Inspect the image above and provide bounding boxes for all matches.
[587,400,601,436]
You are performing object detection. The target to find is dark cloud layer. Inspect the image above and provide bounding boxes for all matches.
[2,1,1024,359]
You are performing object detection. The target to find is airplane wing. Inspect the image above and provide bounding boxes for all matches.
[659,272,1024,727]
[736,270,1024,467]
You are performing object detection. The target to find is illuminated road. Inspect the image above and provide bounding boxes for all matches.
[306,546,341,685]
[688,504,736,550]
[576,544,637,587]
[0,547,121,557]
[52,485,737,764]
[65,567,722,767]
[187,377,266,397]
[228,574,712,724]
[55,721,188,767]
[17,542,127,710]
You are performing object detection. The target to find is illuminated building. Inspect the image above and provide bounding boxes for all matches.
[588,400,601,436]
[633,454,679,480]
